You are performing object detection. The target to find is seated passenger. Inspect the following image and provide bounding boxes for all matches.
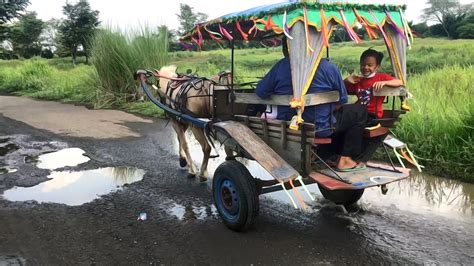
[345,48,405,163]
[256,38,367,171]
[344,48,404,120]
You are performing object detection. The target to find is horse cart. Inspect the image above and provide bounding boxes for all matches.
[136,1,418,231]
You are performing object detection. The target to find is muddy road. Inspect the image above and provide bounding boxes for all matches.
[0,96,473,265]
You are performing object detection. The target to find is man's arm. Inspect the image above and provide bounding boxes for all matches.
[256,61,280,99]
[331,66,348,104]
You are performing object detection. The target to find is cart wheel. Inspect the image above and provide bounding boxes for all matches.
[318,184,364,207]
[213,160,259,231]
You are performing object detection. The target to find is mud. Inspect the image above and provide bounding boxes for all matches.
[0,96,472,265]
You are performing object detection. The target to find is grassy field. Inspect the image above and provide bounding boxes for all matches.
[0,38,472,181]
[169,38,474,79]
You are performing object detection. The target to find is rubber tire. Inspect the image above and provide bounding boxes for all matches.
[213,160,259,232]
[318,184,364,207]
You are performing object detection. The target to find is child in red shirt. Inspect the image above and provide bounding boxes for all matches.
[344,48,404,119]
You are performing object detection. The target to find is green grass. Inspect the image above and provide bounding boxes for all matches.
[0,37,472,181]
[171,38,474,80]
[394,65,473,182]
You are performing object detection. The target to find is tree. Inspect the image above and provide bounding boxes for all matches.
[58,0,99,65]
[422,0,473,38]
[0,0,29,42]
[0,0,29,23]
[456,11,474,38]
[9,11,44,58]
[411,22,431,37]
[176,4,208,36]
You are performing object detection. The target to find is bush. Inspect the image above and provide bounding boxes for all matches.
[41,49,54,59]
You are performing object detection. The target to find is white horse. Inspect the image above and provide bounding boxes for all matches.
[156,66,231,182]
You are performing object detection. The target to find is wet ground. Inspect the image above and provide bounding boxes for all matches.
[0,96,473,264]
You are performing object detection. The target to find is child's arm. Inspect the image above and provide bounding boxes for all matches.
[344,74,360,85]
[373,79,404,91]
[344,74,359,95]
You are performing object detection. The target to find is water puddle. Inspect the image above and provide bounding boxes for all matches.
[183,137,473,222]
[0,167,17,174]
[36,148,90,169]
[0,255,26,265]
[2,167,145,206]
[362,174,473,221]
[0,143,19,157]
[168,202,218,221]
[24,155,38,164]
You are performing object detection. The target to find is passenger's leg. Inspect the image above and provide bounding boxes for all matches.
[357,132,389,163]
[333,104,367,169]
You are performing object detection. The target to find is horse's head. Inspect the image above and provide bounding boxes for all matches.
[211,70,232,85]
[156,65,178,91]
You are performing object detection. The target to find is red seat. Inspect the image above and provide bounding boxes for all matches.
[314,138,332,144]
[364,127,388,138]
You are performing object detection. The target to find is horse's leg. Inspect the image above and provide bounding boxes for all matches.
[191,126,211,182]
[172,121,187,167]
[172,121,197,177]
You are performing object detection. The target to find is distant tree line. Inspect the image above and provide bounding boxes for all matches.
[412,0,474,39]
[0,0,100,63]
[0,0,473,59]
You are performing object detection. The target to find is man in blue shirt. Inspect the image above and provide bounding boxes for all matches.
[256,39,367,171]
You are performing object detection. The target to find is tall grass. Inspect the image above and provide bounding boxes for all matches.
[394,65,473,181]
[90,26,169,107]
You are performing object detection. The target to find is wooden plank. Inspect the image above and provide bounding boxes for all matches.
[233,91,340,106]
[250,128,313,144]
[309,162,410,190]
[304,91,340,105]
[213,121,300,182]
[280,122,287,149]
[243,121,314,138]
[234,115,315,136]
[373,86,407,96]
[262,119,269,141]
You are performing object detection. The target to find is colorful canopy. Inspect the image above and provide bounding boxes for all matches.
[180,1,411,46]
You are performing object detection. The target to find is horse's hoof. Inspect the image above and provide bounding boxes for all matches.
[187,173,196,178]
[179,158,187,167]
[199,176,208,182]
[225,156,235,161]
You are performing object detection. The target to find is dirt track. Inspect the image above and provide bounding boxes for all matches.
[0,96,472,265]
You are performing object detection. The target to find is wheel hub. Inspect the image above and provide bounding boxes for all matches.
[220,180,239,214]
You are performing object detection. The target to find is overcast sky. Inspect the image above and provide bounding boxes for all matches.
[26,0,471,31]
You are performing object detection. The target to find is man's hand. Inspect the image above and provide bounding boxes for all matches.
[345,74,360,84]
